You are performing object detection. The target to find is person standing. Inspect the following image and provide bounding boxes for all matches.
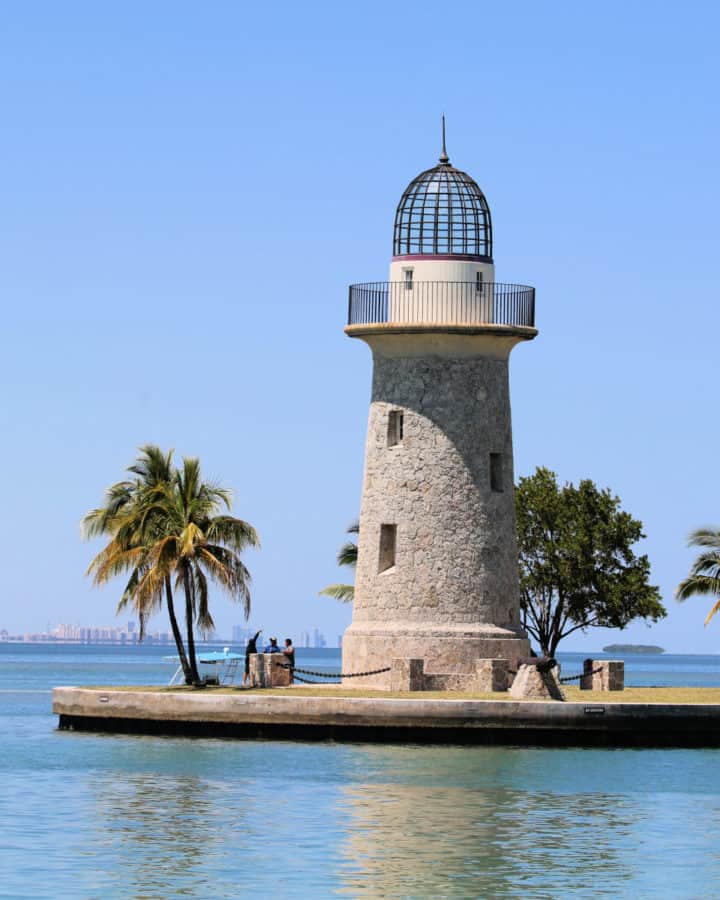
[243,630,261,686]
[283,638,295,684]
[263,636,281,653]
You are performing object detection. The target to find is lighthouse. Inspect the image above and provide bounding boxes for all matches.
[342,123,537,689]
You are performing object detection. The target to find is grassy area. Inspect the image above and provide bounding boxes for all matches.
[563,686,720,704]
[79,684,720,704]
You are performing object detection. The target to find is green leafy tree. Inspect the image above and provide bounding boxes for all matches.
[82,446,259,685]
[319,521,358,602]
[515,467,665,656]
[675,528,720,624]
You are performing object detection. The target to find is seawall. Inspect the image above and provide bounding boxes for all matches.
[53,687,720,747]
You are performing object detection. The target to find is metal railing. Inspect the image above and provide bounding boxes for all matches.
[347,281,535,328]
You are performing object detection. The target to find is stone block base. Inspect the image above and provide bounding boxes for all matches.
[342,623,530,690]
[390,658,425,691]
[475,658,511,692]
[388,657,511,693]
[510,664,565,701]
[249,653,291,688]
[423,671,475,691]
[580,659,625,691]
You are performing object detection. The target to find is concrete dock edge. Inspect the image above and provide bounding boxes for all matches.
[52,687,720,747]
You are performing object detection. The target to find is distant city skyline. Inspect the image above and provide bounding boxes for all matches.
[2,620,336,647]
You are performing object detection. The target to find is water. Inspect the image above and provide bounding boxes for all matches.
[2,644,720,899]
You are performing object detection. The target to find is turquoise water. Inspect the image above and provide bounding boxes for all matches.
[2,645,720,899]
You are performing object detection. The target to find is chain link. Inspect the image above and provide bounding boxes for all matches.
[559,666,605,684]
[275,662,391,679]
[291,673,340,685]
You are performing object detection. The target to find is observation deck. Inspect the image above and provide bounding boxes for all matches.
[346,281,536,338]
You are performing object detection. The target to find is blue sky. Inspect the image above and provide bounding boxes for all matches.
[1,1,719,651]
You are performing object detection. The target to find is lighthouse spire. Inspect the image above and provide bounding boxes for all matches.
[439,114,449,164]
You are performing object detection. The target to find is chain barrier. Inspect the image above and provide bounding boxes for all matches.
[559,666,605,684]
[291,673,340,685]
[270,659,607,687]
[275,662,391,679]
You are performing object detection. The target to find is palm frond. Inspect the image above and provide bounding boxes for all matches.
[205,516,260,550]
[318,583,355,602]
[180,522,205,557]
[676,574,720,601]
[337,541,358,568]
[685,550,720,579]
[687,528,720,550]
[194,566,215,635]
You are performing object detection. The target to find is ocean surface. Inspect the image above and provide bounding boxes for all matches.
[2,643,720,899]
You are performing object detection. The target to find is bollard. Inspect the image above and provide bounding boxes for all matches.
[580,659,624,691]
[249,653,291,688]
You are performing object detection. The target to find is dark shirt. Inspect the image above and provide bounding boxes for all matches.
[245,631,261,658]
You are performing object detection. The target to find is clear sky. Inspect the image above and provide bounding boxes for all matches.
[1,1,719,652]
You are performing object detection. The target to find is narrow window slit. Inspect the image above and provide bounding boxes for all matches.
[490,453,503,492]
[387,410,404,447]
[378,524,397,573]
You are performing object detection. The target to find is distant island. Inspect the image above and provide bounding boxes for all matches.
[602,644,665,654]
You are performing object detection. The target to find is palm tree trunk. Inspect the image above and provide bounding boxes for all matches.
[183,563,201,685]
[165,576,191,682]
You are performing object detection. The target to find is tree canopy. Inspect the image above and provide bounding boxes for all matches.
[515,467,665,656]
[675,527,720,625]
[82,445,259,684]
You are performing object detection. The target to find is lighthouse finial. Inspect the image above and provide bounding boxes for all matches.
[439,114,449,164]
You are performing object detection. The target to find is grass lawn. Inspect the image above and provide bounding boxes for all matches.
[79,684,720,704]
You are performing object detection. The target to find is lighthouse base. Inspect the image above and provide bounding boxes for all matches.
[341,622,530,690]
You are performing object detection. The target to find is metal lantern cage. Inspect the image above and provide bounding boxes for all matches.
[392,162,493,261]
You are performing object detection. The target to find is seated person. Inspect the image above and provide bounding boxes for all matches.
[263,636,281,653]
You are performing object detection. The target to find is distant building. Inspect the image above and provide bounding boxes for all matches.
[232,625,257,645]
[312,628,327,649]
[299,629,310,648]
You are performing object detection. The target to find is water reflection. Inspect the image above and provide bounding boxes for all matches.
[336,749,637,898]
[27,736,720,899]
[87,770,242,898]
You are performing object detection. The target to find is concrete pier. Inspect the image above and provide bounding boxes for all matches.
[53,687,720,747]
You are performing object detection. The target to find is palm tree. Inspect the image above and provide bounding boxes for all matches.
[319,521,358,602]
[82,446,259,685]
[676,527,720,625]
[82,446,192,679]
[158,456,259,682]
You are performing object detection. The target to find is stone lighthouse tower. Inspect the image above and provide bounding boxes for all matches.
[342,124,537,689]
